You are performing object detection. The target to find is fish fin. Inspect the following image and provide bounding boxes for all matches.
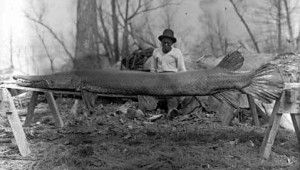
[216,51,244,71]
[213,91,240,109]
[242,64,284,103]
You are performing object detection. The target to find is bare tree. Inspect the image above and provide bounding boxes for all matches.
[276,0,282,53]
[35,27,55,73]
[25,11,74,63]
[98,3,114,62]
[283,0,296,49]
[229,0,260,53]
[75,0,101,69]
[25,1,57,73]
[161,0,177,29]
[117,0,179,62]
[199,10,229,57]
[111,0,120,63]
[121,0,130,64]
[9,27,14,69]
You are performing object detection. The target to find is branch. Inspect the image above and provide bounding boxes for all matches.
[116,0,126,21]
[105,0,176,28]
[35,26,53,61]
[127,0,179,21]
[25,13,74,61]
[129,29,157,48]
[127,0,142,20]
[97,4,114,59]
[35,27,55,73]
[229,0,260,53]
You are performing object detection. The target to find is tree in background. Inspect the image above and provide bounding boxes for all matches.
[276,0,283,53]
[111,0,119,64]
[161,0,177,29]
[25,0,75,73]
[229,0,260,53]
[250,0,300,53]
[75,0,101,69]
[25,0,71,73]
[198,1,230,57]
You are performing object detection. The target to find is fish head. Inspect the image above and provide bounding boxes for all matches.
[13,72,80,90]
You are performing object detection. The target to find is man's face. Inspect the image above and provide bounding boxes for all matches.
[161,38,173,54]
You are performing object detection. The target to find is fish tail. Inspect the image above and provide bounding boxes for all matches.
[242,63,284,103]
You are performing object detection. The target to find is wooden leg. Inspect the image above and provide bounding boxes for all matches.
[45,92,64,128]
[290,114,300,145]
[260,98,282,159]
[221,103,236,126]
[247,95,260,126]
[82,90,96,114]
[70,99,79,115]
[24,91,39,127]
[0,88,31,156]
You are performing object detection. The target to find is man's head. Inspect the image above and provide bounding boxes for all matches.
[158,29,177,54]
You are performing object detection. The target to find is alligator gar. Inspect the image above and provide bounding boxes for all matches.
[12,60,283,104]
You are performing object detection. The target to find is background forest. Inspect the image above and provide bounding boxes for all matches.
[0,0,300,73]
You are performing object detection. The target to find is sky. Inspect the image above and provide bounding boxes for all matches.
[0,0,300,74]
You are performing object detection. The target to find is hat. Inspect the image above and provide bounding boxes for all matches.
[158,29,177,43]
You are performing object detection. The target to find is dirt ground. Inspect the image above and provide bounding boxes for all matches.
[0,97,299,170]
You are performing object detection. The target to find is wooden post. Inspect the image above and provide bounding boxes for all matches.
[260,96,282,159]
[45,92,64,127]
[260,84,300,159]
[24,91,39,127]
[284,85,300,145]
[81,90,96,114]
[247,94,260,126]
[0,88,31,156]
[290,114,300,144]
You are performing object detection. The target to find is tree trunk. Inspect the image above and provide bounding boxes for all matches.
[297,29,300,51]
[98,4,114,62]
[209,34,217,57]
[74,0,101,70]
[277,0,282,53]
[9,28,14,69]
[111,0,119,64]
[229,0,260,53]
[122,0,130,68]
[283,0,295,49]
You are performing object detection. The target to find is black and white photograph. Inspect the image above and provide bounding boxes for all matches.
[0,0,300,169]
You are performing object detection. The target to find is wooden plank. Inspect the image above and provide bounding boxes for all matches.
[284,83,300,89]
[0,83,138,98]
[247,94,260,126]
[279,88,300,114]
[45,92,64,128]
[24,91,39,127]
[0,88,31,156]
[290,114,300,145]
[82,90,96,114]
[0,83,81,94]
[260,97,282,159]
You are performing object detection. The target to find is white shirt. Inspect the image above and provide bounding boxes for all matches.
[150,47,186,73]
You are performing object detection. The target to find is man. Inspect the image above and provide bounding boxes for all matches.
[150,29,186,73]
[139,29,187,119]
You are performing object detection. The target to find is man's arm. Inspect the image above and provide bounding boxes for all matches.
[177,50,186,72]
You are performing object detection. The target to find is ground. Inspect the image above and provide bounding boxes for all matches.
[0,96,299,170]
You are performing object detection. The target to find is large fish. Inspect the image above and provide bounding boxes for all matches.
[12,52,284,104]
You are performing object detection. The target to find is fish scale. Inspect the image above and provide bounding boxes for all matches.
[12,63,284,104]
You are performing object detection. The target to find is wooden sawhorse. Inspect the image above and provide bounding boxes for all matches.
[260,83,300,159]
[0,84,136,156]
[0,85,68,156]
